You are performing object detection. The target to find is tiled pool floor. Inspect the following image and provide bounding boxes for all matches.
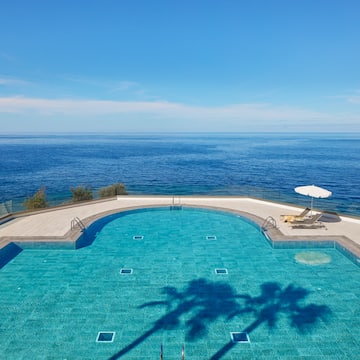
[1,208,360,359]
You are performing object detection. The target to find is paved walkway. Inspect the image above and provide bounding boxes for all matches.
[1,196,360,259]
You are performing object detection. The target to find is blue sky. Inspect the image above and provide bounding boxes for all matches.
[1,0,360,132]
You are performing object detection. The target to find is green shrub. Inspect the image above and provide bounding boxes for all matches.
[99,183,128,198]
[23,187,48,210]
[70,186,93,202]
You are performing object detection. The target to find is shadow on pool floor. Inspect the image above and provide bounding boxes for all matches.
[108,279,331,359]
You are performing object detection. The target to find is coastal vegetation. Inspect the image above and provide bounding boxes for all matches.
[71,182,128,202]
[98,183,128,197]
[70,186,93,202]
[21,182,128,211]
[23,187,48,210]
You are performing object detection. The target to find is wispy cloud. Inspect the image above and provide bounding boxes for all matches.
[330,91,360,104]
[0,96,327,120]
[1,96,358,132]
[0,96,178,115]
[63,76,143,95]
[110,81,139,92]
[0,52,18,62]
[0,77,31,86]
[346,96,360,104]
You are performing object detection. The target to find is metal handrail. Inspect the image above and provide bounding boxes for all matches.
[172,196,181,206]
[71,217,86,231]
[261,216,277,230]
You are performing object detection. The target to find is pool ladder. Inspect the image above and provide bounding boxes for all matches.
[160,344,185,359]
[170,196,182,210]
[261,216,277,231]
[71,217,86,231]
[172,196,181,206]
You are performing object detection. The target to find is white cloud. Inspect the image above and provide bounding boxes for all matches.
[63,76,141,94]
[0,96,180,115]
[0,52,18,62]
[0,96,325,119]
[330,91,360,104]
[346,96,360,104]
[0,96,358,132]
[111,81,139,91]
[0,77,30,86]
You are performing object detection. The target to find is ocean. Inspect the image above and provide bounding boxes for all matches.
[0,133,359,215]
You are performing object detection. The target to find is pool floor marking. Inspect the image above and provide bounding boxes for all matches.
[96,331,116,343]
[120,268,133,274]
[230,332,250,343]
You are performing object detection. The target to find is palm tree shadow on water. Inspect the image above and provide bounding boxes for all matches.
[109,279,331,359]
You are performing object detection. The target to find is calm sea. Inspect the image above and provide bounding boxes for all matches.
[0,133,359,215]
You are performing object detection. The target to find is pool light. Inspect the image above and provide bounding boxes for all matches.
[215,268,228,274]
[230,332,250,343]
[120,268,133,274]
[96,331,116,343]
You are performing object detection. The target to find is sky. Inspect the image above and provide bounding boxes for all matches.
[0,0,360,133]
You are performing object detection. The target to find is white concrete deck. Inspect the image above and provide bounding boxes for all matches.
[1,196,360,258]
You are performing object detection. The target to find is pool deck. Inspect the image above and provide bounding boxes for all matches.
[1,196,360,261]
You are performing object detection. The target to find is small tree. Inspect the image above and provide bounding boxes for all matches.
[23,187,48,210]
[70,186,93,202]
[99,183,128,198]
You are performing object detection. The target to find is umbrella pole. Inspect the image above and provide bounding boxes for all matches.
[311,197,313,215]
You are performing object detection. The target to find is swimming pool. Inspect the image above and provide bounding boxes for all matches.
[1,207,360,359]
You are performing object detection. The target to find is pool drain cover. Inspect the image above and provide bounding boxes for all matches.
[215,268,228,274]
[96,331,115,342]
[231,332,250,343]
[120,268,133,274]
[295,252,331,265]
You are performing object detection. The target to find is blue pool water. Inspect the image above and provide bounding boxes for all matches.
[1,132,360,215]
[1,207,359,359]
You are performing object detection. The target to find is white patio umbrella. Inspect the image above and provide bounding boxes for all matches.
[294,185,332,214]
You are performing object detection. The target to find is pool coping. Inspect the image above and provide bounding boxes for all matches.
[1,196,360,268]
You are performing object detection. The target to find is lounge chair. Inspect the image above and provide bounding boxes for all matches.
[318,211,341,223]
[290,213,324,228]
[281,207,311,223]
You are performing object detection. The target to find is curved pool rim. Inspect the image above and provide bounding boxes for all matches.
[76,205,265,249]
